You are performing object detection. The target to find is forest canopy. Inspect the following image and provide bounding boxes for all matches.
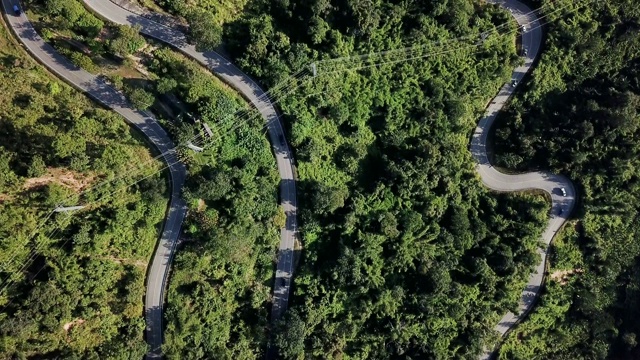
[0,19,165,357]
[3,0,638,358]
[216,0,551,358]
[493,0,640,358]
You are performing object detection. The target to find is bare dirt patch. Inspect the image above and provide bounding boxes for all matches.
[128,53,150,76]
[23,168,95,192]
[116,43,158,78]
[63,318,85,332]
[550,268,584,285]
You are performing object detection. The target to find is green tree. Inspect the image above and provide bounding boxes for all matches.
[45,0,103,37]
[311,182,348,215]
[0,25,166,358]
[47,81,61,96]
[156,77,178,94]
[109,25,146,56]
[274,205,287,228]
[69,51,98,73]
[0,148,18,192]
[27,155,47,177]
[217,0,552,358]
[185,9,223,51]
[274,310,306,360]
[493,0,640,358]
[128,88,155,110]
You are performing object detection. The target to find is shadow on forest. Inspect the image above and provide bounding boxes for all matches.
[0,53,20,68]
[12,93,32,109]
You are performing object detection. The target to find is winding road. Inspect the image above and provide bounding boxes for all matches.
[472,0,576,357]
[0,1,188,358]
[3,0,576,357]
[80,0,298,355]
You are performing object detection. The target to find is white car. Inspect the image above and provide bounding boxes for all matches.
[522,25,527,32]
[511,80,518,87]
[561,187,567,196]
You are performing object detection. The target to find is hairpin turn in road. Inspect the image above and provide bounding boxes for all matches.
[472,1,576,357]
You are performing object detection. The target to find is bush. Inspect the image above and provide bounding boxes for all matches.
[109,25,146,56]
[27,155,47,177]
[45,0,103,37]
[128,87,155,110]
[107,74,124,89]
[40,28,54,41]
[156,77,177,94]
[69,51,98,73]
[185,9,222,51]
[0,148,19,193]
[47,81,61,96]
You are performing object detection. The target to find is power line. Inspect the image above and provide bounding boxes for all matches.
[22,0,550,216]
[0,0,581,277]
[0,0,590,301]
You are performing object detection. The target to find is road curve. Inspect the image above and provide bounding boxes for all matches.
[0,1,188,358]
[472,0,576,357]
[76,0,570,357]
[81,0,298,351]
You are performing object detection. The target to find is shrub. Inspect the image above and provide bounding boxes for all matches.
[69,51,98,73]
[128,87,155,110]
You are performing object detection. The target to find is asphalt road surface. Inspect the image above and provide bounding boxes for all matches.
[94,0,576,357]
[82,0,299,351]
[472,0,576,358]
[0,2,187,358]
[4,0,574,357]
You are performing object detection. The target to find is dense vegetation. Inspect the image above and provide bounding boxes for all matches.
[492,0,640,358]
[15,0,640,358]
[37,0,284,357]
[155,0,248,27]
[217,0,553,358]
[0,17,166,357]
[3,0,284,359]
[33,0,245,116]
[145,43,282,359]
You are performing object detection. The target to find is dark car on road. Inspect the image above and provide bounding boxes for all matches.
[13,4,21,15]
